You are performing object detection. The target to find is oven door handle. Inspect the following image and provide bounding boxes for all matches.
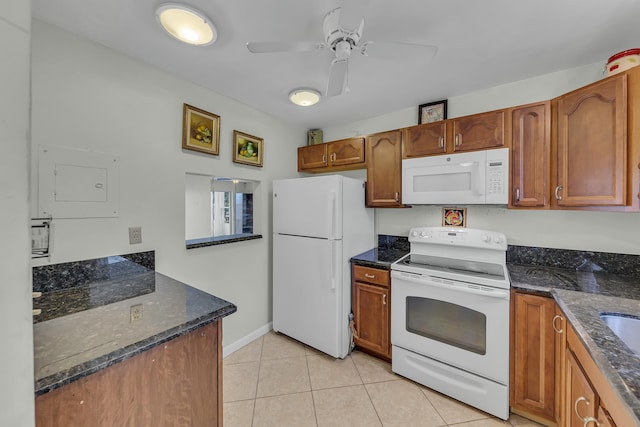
[393,272,510,300]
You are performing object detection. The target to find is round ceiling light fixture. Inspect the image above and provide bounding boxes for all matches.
[289,88,322,107]
[156,3,217,46]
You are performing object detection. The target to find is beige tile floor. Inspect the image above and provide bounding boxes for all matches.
[223,331,544,427]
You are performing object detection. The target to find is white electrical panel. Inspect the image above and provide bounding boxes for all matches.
[38,145,119,218]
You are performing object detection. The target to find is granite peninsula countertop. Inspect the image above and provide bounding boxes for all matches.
[32,252,237,396]
[351,241,640,423]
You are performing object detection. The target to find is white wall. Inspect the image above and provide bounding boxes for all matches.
[30,20,304,347]
[0,1,35,426]
[324,63,640,255]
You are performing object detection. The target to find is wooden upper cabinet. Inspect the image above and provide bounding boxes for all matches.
[298,144,327,171]
[451,110,505,152]
[330,137,366,167]
[403,122,447,158]
[297,137,365,172]
[366,130,403,207]
[510,102,550,208]
[555,74,627,207]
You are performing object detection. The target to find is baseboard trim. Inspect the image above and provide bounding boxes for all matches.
[222,322,272,358]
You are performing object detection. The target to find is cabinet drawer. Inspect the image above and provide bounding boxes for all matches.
[353,265,389,286]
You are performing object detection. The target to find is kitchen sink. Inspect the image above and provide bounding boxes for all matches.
[600,313,640,356]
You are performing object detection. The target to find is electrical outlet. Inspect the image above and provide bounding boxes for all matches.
[129,226,142,244]
[130,304,143,322]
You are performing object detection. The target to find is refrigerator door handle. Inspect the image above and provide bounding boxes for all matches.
[329,190,337,239]
[330,240,337,290]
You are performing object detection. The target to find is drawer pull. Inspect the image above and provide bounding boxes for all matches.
[552,314,564,334]
[382,294,387,305]
[574,396,591,422]
[439,136,444,149]
[555,185,563,201]
[364,273,376,279]
[515,188,520,202]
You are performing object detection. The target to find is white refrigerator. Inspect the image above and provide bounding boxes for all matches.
[272,175,374,358]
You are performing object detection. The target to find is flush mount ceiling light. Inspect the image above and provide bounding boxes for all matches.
[156,3,217,46]
[289,89,321,107]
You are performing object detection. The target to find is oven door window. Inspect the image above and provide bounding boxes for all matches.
[406,296,486,355]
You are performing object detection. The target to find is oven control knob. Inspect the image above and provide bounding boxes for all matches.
[419,232,426,238]
[493,235,504,244]
[481,234,491,243]
[411,230,418,237]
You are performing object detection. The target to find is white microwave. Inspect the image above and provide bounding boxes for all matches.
[402,148,509,205]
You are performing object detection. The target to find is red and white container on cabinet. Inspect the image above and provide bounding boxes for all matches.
[605,48,640,76]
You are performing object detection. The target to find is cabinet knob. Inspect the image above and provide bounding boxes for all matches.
[552,314,564,334]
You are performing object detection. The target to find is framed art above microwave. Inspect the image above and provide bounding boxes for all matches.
[418,99,447,124]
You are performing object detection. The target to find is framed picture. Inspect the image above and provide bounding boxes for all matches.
[442,207,466,228]
[233,130,264,167]
[419,99,448,124]
[182,104,220,155]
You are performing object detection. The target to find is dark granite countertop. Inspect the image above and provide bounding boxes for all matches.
[33,253,236,396]
[350,247,409,269]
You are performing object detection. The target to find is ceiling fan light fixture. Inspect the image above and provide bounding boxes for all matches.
[289,88,321,107]
[156,3,217,46]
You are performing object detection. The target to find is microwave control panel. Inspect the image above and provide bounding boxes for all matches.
[485,149,508,204]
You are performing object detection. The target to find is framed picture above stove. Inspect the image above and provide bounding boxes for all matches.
[442,207,466,227]
[418,99,447,124]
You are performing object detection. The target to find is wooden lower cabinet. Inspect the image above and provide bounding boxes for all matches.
[510,292,560,425]
[564,322,633,427]
[35,321,222,427]
[351,264,391,361]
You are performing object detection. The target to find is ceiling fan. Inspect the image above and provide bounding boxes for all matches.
[246,0,438,97]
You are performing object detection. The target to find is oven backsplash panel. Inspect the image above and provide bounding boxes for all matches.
[507,245,640,278]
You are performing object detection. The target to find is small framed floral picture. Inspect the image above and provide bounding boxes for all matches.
[418,99,448,124]
[233,130,263,167]
[442,207,466,227]
[182,104,220,155]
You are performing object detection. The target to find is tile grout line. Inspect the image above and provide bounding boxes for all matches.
[249,336,266,426]
[304,352,320,427]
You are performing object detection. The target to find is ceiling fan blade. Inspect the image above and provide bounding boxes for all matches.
[246,41,325,54]
[339,0,370,31]
[326,59,348,97]
[360,41,438,61]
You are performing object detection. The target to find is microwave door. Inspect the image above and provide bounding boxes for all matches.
[403,162,485,204]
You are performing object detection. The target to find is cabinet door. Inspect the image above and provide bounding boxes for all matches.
[555,74,627,206]
[36,321,221,427]
[366,130,402,207]
[329,137,366,167]
[565,350,597,427]
[353,281,390,360]
[510,293,557,423]
[511,102,550,207]
[403,122,447,157]
[451,110,505,152]
[298,144,328,171]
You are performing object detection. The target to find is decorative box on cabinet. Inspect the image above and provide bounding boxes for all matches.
[366,130,403,207]
[298,137,366,172]
[351,264,391,361]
